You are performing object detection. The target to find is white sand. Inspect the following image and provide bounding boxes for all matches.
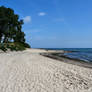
[0,49,92,92]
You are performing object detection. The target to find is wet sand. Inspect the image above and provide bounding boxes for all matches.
[41,52,92,69]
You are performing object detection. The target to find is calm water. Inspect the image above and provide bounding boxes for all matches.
[45,48,92,62]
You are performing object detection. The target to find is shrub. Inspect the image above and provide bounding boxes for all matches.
[0,44,7,52]
[0,42,30,52]
[22,43,30,48]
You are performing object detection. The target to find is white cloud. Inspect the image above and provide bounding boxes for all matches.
[38,12,46,16]
[23,16,31,23]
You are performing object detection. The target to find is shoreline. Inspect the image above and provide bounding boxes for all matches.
[40,51,92,69]
[1,48,92,69]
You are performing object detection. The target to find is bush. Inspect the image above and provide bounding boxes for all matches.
[8,42,26,51]
[0,42,30,52]
[0,44,7,52]
[22,43,30,48]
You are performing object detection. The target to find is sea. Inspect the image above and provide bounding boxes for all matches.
[44,48,92,62]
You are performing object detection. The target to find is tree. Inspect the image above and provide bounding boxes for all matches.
[0,6,30,50]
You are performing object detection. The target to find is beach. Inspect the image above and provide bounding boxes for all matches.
[0,49,92,92]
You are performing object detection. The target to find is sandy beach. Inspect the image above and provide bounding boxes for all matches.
[0,49,92,92]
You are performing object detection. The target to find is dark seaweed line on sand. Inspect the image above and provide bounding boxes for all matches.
[40,53,92,69]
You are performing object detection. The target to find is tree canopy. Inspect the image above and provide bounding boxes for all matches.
[0,6,30,51]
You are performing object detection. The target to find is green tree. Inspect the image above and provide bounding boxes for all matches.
[0,6,30,50]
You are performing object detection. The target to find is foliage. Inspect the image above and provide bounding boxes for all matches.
[0,44,7,52]
[0,6,30,51]
[0,42,30,51]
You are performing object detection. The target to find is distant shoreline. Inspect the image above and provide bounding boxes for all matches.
[40,50,92,69]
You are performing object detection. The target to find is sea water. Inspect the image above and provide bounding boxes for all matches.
[45,48,92,62]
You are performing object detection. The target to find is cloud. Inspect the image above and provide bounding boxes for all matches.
[38,12,46,16]
[23,16,31,23]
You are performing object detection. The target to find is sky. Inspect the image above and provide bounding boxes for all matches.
[0,0,92,48]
